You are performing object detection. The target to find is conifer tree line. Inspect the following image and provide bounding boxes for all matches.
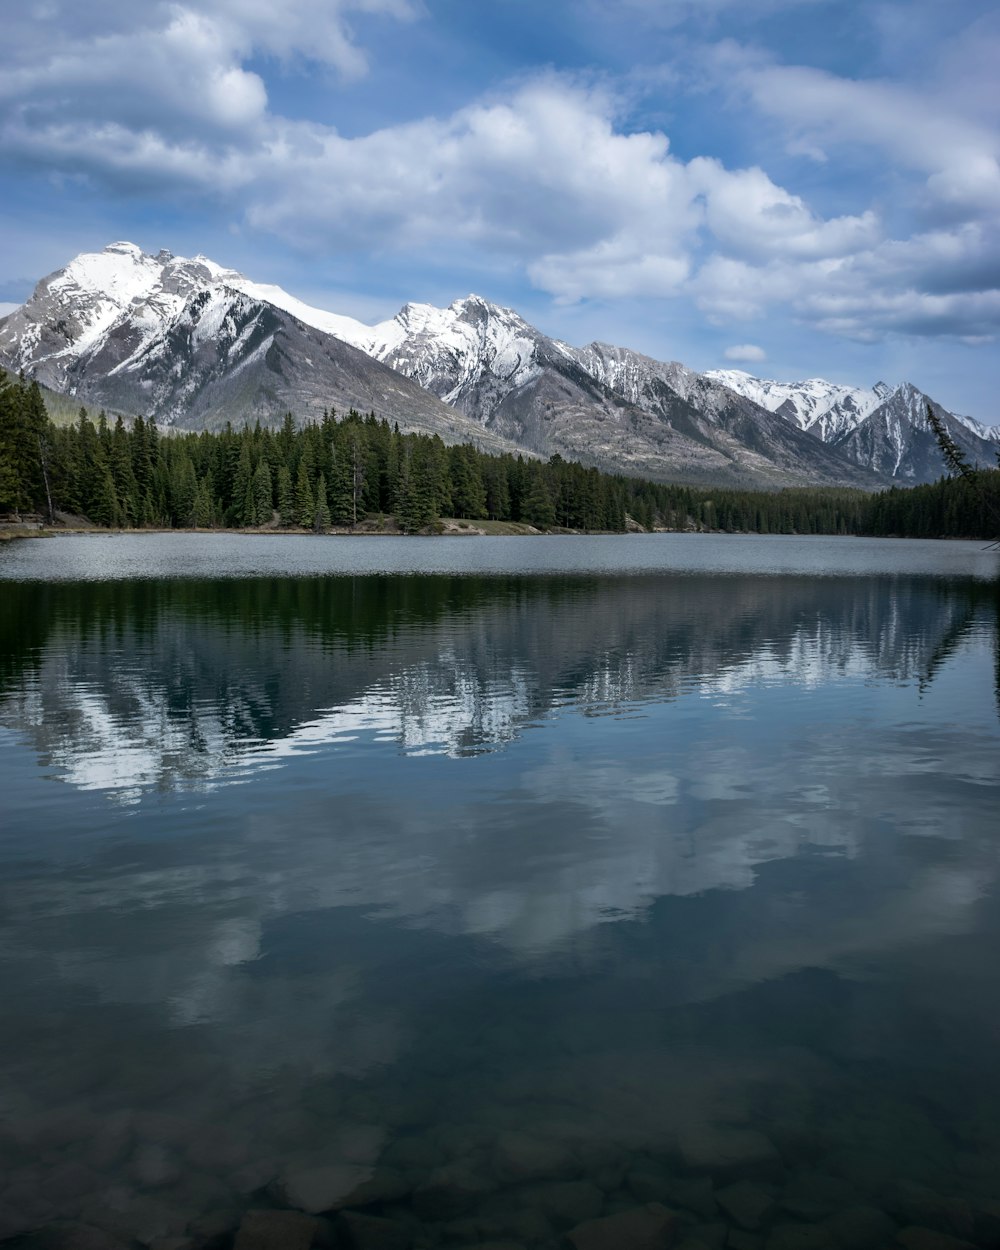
[1,370,998,538]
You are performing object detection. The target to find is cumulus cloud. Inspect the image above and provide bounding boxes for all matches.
[724,344,766,362]
[4,0,418,80]
[711,46,1000,224]
[1,0,998,345]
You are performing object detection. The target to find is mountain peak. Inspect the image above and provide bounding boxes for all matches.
[103,241,144,257]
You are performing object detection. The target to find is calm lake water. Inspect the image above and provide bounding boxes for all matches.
[1,534,998,1247]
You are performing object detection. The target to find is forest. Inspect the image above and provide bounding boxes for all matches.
[1,370,998,539]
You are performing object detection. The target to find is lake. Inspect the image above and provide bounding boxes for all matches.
[1,534,998,1248]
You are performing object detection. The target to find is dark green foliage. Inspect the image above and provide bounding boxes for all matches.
[294,460,314,528]
[276,465,294,525]
[314,472,332,531]
[2,367,997,540]
[251,460,274,526]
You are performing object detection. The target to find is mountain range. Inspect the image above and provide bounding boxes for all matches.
[1,242,996,488]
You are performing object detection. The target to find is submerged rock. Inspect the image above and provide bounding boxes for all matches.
[5,1222,130,1250]
[492,1129,578,1182]
[658,1176,718,1220]
[678,1127,781,1179]
[411,1164,496,1220]
[764,1224,836,1250]
[337,1211,411,1250]
[513,1180,604,1228]
[131,1144,182,1190]
[823,1206,897,1250]
[274,1163,375,1214]
[233,1211,321,1250]
[895,1229,978,1250]
[715,1182,777,1231]
[779,1173,860,1221]
[883,1185,976,1242]
[565,1202,678,1250]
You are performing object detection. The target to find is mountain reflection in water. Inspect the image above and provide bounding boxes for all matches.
[0,562,999,1245]
[2,572,997,794]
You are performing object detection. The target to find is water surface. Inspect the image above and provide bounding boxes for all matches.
[1,535,998,1245]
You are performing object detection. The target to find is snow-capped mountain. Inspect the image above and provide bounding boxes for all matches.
[707,369,998,482]
[253,278,995,486]
[0,243,520,452]
[254,287,883,487]
[706,369,886,442]
[1,242,994,486]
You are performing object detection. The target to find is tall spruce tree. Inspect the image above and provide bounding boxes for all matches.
[294,460,314,528]
[314,472,332,531]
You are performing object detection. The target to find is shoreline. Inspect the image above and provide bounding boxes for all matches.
[2,526,994,544]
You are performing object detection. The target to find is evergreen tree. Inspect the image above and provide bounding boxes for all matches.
[313,472,332,531]
[294,460,314,528]
[193,477,215,528]
[448,444,487,518]
[277,465,294,525]
[522,470,556,528]
[251,460,274,525]
[231,441,254,526]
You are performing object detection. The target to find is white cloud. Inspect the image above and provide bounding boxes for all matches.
[1,2,998,345]
[0,303,21,317]
[724,344,766,362]
[713,48,1000,223]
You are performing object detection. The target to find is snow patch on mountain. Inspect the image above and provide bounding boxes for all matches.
[705,368,885,441]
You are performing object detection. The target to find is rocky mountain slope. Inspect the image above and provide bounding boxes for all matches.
[710,369,998,482]
[263,280,997,487]
[0,243,520,454]
[224,282,886,488]
[2,242,994,487]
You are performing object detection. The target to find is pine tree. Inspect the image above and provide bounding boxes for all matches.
[448,444,487,518]
[193,477,215,527]
[251,460,273,525]
[313,472,332,531]
[277,465,294,525]
[91,469,121,527]
[170,453,198,526]
[522,470,555,528]
[231,441,254,525]
[294,460,314,528]
[110,415,139,526]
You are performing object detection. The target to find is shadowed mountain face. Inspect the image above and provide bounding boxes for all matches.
[832,383,999,481]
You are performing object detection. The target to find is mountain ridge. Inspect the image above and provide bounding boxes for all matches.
[2,242,995,487]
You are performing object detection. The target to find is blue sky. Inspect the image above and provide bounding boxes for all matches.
[1,0,998,419]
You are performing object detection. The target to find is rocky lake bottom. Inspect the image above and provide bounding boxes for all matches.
[1,535,999,1250]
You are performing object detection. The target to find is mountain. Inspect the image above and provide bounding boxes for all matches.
[249,286,884,488]
[708,369,999,482]
[257,279,997,487]
[0,243,520,454]
[2,242,993,487]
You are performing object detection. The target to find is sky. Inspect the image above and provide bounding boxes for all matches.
[0,0,998,420]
